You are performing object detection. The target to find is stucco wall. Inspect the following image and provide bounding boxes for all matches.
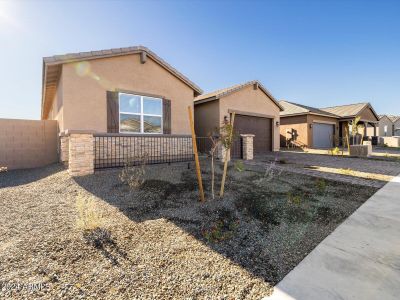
[219,85,281,151]
[48,53,195,135]
[0,119,58,170]
[280,115,309,147]
[194,100,220,137]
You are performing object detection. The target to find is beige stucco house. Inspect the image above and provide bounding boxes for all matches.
[194,81,283,153]
[41,46,207,174]
[280,101,379,148]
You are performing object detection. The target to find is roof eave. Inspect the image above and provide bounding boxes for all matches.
[193,96,219,105]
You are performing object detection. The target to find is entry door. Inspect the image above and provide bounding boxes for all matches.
[313,123,334,148]
[234,114,272,153]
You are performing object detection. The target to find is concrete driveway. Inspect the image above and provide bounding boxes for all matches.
[265,174,400,300]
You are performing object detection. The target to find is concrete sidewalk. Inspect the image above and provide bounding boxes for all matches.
[266,175,400,300]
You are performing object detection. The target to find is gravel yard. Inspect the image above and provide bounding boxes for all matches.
[0,160,378,299]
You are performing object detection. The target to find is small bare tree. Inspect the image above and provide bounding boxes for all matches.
[219,114,235,198]
[209,134,220,200]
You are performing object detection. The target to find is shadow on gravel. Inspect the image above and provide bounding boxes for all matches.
[0,163,64,188]
[74,161,377,285]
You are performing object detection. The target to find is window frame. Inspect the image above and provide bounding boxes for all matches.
[118,92,163,134]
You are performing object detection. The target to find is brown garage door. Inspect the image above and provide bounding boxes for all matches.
[234,114,272,154]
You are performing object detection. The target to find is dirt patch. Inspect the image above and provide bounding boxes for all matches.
[0,160,378,299]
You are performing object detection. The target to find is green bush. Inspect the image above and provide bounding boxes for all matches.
[234,160,244,172]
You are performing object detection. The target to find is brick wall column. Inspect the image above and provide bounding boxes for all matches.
[241,134,255,160]
[68,133,94,176]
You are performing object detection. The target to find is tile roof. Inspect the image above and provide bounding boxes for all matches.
[386,115,400,123]
[320,102,369,118]
[279,101,339,118]
[194,80,283,111]
[280,101,379,122]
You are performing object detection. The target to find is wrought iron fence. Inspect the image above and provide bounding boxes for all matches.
[94,134,194,169]
[195,136,242,159]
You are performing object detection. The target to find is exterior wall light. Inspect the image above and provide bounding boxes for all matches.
[276,121,280,126]
[310,124,313,129]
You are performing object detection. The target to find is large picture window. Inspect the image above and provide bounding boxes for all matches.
[119,93,163,134]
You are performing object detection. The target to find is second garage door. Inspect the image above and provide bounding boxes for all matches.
[234,114,272,154]
[312,123,334,148]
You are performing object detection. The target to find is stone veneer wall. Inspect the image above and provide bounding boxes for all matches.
[241,134,254,160]
[68,133,94,176]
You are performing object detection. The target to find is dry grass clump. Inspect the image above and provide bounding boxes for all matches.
[76,195,104,231]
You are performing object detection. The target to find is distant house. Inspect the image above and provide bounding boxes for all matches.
[378,115,400,137]
[194,81,283,154]
[279,101,379,148]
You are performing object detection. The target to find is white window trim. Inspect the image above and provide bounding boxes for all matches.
[118,92,163,134]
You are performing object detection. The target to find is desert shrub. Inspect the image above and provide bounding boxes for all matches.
[254,162,283,185]
[119,152,149,189]
[234,160,244,172]
[316,178,327,193]
[202,212,239,243]
[76,195,104,231]
[0,167,7,173]
[328,147,340,156]
[287,192,301,205]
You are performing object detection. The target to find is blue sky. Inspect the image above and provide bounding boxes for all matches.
[0,0,399,119]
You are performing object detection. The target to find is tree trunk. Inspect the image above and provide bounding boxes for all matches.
[211,153,215,200]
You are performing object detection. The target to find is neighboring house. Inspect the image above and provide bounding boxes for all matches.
[194,81,283,153]
[377,115,394,137]
[42,46,203,135]
[280,101,379,148]
[377,115,400,137]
